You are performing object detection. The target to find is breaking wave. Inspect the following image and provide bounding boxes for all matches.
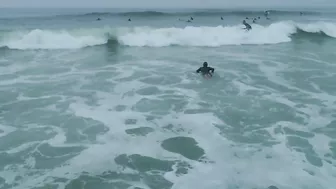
[0,21,335,50]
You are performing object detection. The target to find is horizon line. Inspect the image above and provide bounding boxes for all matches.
[0,5,335,9]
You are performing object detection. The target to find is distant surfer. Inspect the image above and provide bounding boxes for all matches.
[196,62,215,78]
[128,18,131,21]
[96,18,101,21]
[264,11,270,19]
[242,20,252,31]
[264,10,270,17]
[190,17,194,20]
[253,18,257,23]
[221,16,223,20]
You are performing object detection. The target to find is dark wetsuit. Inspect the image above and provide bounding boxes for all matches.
[196,66,215,76]
[243,22,252,30]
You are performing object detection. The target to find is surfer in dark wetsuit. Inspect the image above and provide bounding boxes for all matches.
[242,20,252,31]
[196,62,215,77]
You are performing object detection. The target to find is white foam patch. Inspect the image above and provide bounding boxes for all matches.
[0,124,16,138]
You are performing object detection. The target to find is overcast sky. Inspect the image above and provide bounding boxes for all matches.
[0,0,335,8]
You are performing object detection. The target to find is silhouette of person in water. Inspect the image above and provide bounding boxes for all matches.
[242,20,252,30]
[196,62,215,77]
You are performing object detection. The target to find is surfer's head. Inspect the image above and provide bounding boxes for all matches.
[203,62,208,67]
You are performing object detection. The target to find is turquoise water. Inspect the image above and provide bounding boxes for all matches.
[0,8,336,189]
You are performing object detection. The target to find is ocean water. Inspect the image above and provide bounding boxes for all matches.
[0,8,336,189]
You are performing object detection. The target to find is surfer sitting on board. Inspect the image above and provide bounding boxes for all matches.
[196,62,215,78]
[242,20,252,31]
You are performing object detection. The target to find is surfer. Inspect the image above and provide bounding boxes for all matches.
[196,62,215,77]
[128,18,131,21]
[242,20,252,31]
[221,17,223,20]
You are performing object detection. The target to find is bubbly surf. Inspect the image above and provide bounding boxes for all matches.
[0,8,336,189]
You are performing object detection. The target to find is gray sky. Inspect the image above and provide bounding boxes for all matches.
[0,0,334,8]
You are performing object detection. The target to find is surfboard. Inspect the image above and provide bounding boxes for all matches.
[203,74,212,79]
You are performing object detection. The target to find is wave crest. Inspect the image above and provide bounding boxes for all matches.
[0,21,335,50]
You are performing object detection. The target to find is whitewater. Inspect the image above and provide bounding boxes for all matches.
[0,8,336,189]
[1,21,336,49]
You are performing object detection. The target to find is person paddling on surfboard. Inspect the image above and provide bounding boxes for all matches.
[196,62,215,78]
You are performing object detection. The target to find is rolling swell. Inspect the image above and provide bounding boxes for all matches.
[71,10,321,18]
[0,21,335,50]
[291,28,333,40]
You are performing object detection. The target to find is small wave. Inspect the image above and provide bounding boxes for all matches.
[0,10,323,21]
[1,21,335,50]
[76,10,321,18]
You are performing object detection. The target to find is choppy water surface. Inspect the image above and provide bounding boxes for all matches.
[0,8,336,189]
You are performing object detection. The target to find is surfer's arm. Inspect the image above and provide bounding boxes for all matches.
[209,67,215,73]
[196,67,201,73]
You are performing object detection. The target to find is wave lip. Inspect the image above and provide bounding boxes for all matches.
[118,23,295,47]
[0,21,335,50]
[0,29,108,50]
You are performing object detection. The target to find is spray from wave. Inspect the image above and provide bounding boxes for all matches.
[0,21,335,50]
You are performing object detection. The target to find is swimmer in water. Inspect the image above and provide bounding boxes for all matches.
[196,62,215,78]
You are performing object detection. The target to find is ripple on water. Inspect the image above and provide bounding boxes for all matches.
[139,75,182,86]
[313,120,336,138]
[329,141,336,160]
[283,127,315,138]
[112,153,191,189]
[286,136,323,167]
[125,127,154,136]
[135,86,161,96]
[0,128,56,151]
